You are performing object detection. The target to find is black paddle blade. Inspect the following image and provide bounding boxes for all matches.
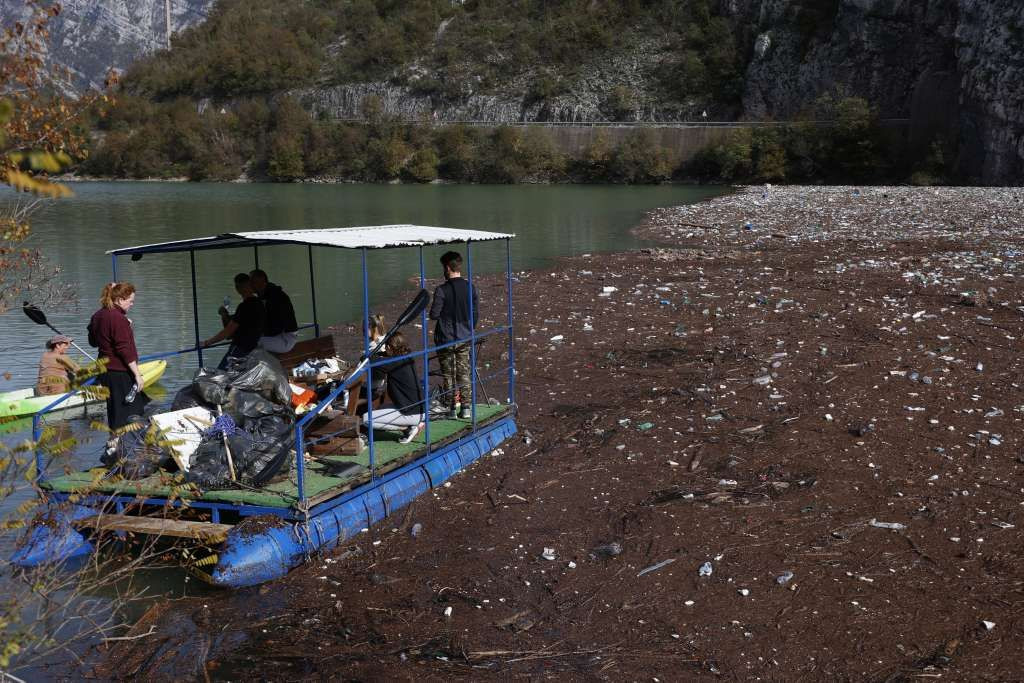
[22,302,48,326]
[395,289,430,327]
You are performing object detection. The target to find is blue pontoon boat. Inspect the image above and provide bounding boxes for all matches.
[12,226,517,587]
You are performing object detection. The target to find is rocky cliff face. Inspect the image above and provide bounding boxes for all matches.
[734,0,1023,183]
[7,0,1019,182]
[294,37,685,125]
[293,0,1022,182]
[953,0,1024,184]
[0,0,214,93]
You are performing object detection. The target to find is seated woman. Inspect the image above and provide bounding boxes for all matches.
[363,331,424,444]
[201,273,265,368]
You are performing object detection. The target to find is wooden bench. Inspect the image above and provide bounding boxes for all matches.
[276,335,336,373]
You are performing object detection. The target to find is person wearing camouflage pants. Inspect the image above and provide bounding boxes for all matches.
[429,250,479,419]
[438,342,471,416]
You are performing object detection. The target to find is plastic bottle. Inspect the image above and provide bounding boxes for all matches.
[222,295,232,314]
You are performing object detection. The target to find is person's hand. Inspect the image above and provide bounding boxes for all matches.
[217,305,228,317]
[201,339,210,348]
[133,372,145,389]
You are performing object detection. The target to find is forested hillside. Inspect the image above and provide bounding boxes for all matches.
[77,0,1024,185]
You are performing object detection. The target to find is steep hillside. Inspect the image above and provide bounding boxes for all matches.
[0,0,214,92]
[80,0,1023,184]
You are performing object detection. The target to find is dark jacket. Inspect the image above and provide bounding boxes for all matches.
[429,277,479,345]
[260,282,298,337]
[381,356,423,416]
[231,296,265,353]
[87,306,139,372]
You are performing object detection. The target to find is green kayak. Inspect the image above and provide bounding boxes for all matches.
[0,360,167,420]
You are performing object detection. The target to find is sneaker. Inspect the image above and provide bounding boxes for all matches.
[459,407,472,420]
[399,422,424,444]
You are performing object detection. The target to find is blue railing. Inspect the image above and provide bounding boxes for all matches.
[293,322,513,505]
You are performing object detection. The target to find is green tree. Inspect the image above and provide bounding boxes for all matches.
[365,135,410,181]
[435,125,481,181]
[266,97,309,180]
[609,129,675,183]
[405,146,440,183]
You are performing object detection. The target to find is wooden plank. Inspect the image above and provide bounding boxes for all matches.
[308,413,360,439]
[74,514,233,542]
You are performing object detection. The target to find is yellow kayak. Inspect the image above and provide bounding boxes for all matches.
[0,359,167,420]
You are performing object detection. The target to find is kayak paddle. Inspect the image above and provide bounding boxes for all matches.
[22,302,97,361]
[345,289,430,383]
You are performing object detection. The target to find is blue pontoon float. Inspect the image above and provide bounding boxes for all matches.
[12,226,517,587]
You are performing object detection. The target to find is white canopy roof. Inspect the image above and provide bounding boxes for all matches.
[107,225,514,256]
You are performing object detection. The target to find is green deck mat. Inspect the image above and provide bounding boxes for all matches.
[42,405,510,509]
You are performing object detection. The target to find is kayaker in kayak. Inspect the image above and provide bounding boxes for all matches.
[202,272,266,368]
[34,334,80,396]
[87,282,150,431]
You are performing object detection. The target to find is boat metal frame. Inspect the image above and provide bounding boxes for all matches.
[31,226,518,526]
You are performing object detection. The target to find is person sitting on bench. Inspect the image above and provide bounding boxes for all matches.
[250,268,298,353]
[202,273,265,369]
[362,331,424,444]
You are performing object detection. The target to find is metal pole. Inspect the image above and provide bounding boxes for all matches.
[419,246,430,448]
[164,0,171,48]
[190,250,204,368]
[308,245,320,337]
[362,248,374,479]
[506,238,515,405]
[253,245,259,270]
[111,253,118,281]
[32,414,43,483]
[295,424,306,504]
[466,241,476,427]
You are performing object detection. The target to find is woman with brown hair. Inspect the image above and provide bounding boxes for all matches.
[87,282,149,431]
[362,331,425,444]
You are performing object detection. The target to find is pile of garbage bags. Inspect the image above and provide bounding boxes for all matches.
[103,350,295,489]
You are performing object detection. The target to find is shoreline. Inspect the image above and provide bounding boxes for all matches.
[98,185,1024,680]
[58,173,733,187]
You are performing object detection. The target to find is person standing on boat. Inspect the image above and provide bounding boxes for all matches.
[202,273,266,368]
[363,331,425,444]
[87,282,149,431]
[429,251,478,420]
[249,269,298,353]
[34,335,80,396]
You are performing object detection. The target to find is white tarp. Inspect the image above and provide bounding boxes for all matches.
[151,406,214,472]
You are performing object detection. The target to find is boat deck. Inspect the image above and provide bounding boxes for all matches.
[41,404,510,510]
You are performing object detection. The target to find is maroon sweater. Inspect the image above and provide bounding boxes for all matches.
[87,306,139,372]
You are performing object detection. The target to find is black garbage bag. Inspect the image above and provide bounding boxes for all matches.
[194,369,231,406]
[228,349,291,406]
[185,412,293,489]
[170,384,210,411]
[102,416,173,479]
[185,431,254,489]
[225,388,286,424]
[240,414,293,486]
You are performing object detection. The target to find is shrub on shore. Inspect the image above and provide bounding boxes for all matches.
[81,95,938,185]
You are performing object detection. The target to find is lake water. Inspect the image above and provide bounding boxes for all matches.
[0,181,724,663]
[1,181,724,391]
